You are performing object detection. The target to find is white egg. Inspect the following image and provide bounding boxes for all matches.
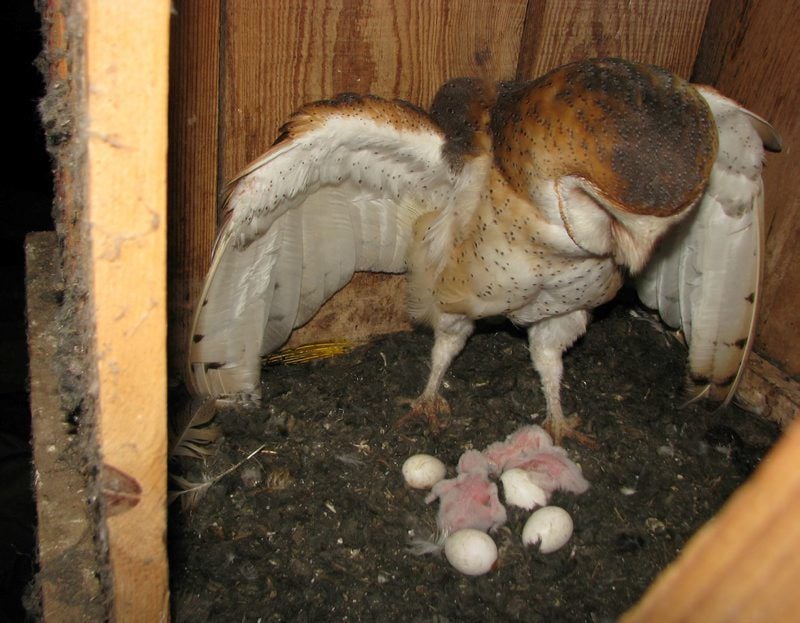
[444,529,498,575]
[500,468,548,509]
[402,454,447,489]
[522,506,574,554]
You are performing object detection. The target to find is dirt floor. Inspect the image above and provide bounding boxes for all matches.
[168,295,779,622]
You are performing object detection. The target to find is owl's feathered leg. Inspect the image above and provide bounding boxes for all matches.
[395,313,474,431]
[527,310,594,445]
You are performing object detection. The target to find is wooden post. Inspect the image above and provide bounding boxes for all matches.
[84,1,171,619]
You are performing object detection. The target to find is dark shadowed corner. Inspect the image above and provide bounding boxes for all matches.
[0,1,55,620]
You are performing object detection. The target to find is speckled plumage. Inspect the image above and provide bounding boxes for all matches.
[189,58,777,442]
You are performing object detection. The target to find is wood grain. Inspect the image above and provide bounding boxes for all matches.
[84,1,170,619]
[516,0,710,79]
[219,0,528,179]
[738,352,800,429]
[693,0,800,377]
[623,413,800,622]
[168,0,222,379]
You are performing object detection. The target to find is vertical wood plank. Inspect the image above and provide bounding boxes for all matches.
[85,1,171,619]
[693,0,800,377]
[167,0,221,379]
[517,0,710,79]
[220,0,528,179]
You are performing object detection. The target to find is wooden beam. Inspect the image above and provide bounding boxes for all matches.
[84,1,171,619]
[623,413,800,622]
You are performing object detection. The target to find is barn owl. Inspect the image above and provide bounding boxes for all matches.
[187,58,780,443]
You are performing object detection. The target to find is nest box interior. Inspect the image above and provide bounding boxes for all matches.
[28,1,800,621]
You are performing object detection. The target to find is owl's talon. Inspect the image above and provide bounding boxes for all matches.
[544,414,597,448]
[395,395,451,433]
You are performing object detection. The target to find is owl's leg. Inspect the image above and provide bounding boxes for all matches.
[527,310,595,445]
[395,312,474,432]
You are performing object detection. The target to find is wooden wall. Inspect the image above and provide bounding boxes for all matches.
[516,0,708,78]
[168,1,221,378]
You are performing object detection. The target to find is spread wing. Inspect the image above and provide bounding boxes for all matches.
[636,86,782,403]
[189,94,463,400]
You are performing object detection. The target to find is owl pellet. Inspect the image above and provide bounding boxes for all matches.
[522,506,574,554]
[444,529,498,576]
[402,454,446,489]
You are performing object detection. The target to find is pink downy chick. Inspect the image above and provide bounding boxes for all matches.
[425,450,507,536]
[482,425,553,474]
[457,449,491,474]
[506,447,589,496]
